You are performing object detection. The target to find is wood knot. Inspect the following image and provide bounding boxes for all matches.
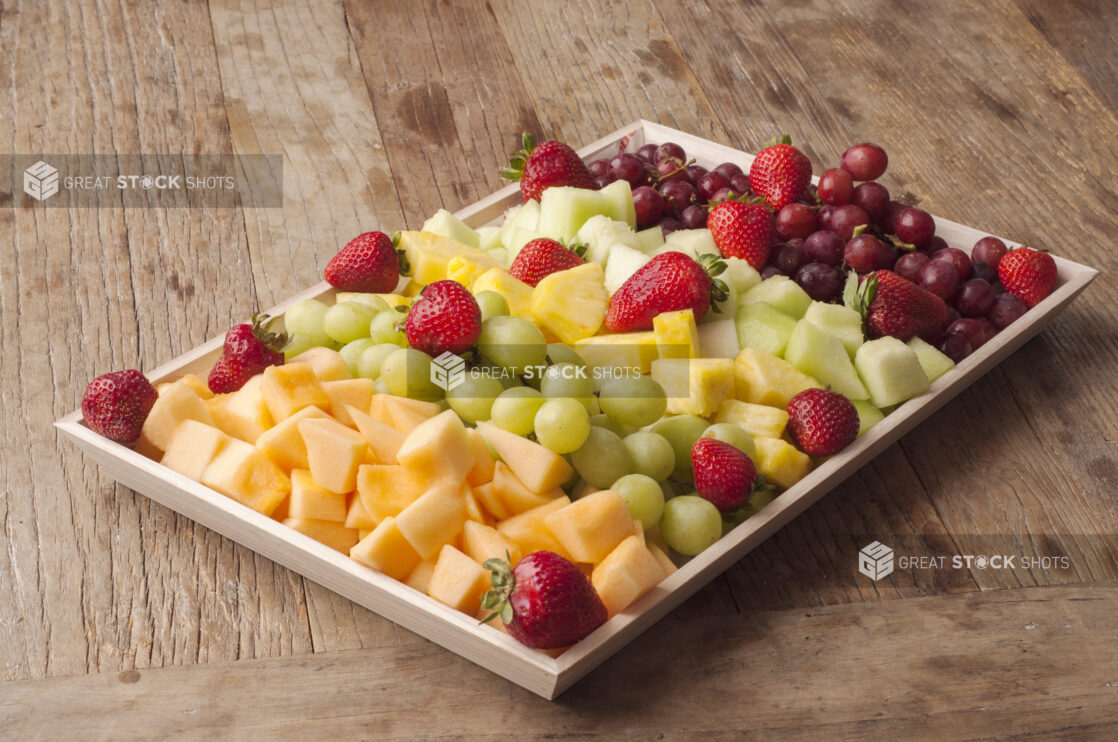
[118,669,141,684]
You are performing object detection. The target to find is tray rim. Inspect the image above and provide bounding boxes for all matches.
[55,119,1100,699]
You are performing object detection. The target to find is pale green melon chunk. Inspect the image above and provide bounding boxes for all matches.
[506,226,544,261]
[576,214,640,266]
[603,243,651,294]
[742,276,812,319]
[784,320,870,401]
[697,318,740,359]
[476,225,502,252]
[421,208,480,248]
[666,229,719,259]
[803,302,865,358]
[636,226,665,253]
[597,179,637,229]
[854,337,930,408]
[851,399,884,436]
[498,200,540,249]
[907,336,955,382]
[723,258,762,295]
[537,186,607,241]
[735,302,797,357]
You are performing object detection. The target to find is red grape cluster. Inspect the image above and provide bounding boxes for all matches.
[588,142,750,237]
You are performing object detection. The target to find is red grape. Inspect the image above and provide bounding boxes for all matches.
[932,247,972,280]
[654,142,686,164]
[679,204,708,230]
[818,205,836,231]
[830,204,871,240]
[802,230,845,266]
[656,157,689,184]
[972,236,1008,271]
[851,182,890,222]
[947,318,995,350]
[844,234,894,273]
[938,331,972,362]
[894,207,936,249]
[685,165,708,184]
[955,278,996,317]
[713,162,743,180]
[697,171,730,203]
[609,153,646,187]
[818,168,854,206]
[971,261,995,283]
[659,217,682,237]
[884,200,909,234]
[769,242,804,276]
[840,143,888,181]
[595,175,614,189]
[659,180,696,217]
[924,235,949,256]
[729,173,751,195]
[587,159,609,178]
[711,187,739,203]
[894,251,930,283]
[633,185,664,227]
[918,260,959,301]
[987,293,1027,329]
[775,203,819,240]
[795,263,842,301]
[636,144,658,162]
[760,265,782,280]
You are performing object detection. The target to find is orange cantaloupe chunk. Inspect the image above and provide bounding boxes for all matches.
[201,438,290,516]
[283,517,358,553]
[356,464,427,521]
[298,416,368,494]
[290,346,351,382]
[350,516,420,579]
[461,520,522,566]
[491,462,564,515]
[344,492,378,531]
[206,376,273,444]
[591,534,667,616]
[255,405,330,471]
[395,482,468,560]
[138,379,215,454]
[160,419,231,481]
[472,481,512,522]
[322,378,376,427]
[287,469,347,522]
[544,489,634,564]
[346,405,405,464]
[396,410,474,487]
[404,558,438,593]
[475,421,573,493]
[427,544,492,616]
[496,496,572,563]
[261,363,331,422]
[465,428,496,486]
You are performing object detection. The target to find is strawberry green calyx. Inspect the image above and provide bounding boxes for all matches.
[479,556,516,625]
[390,231,411,275]
[251,313,288,352]
[696,253,731,310]
[762,134,793,148]
[499,132,537,182]
[843,270,876,322]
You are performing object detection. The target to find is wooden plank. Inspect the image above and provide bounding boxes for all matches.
[2,586,1115,739]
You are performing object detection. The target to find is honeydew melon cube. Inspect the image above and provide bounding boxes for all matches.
[344,493,378,530]
[496,496,573,562]
[591,534,666,616]
[784,320,870,401]
[597,179,637,229]
[138,379,215,454]
[160,420,231,481]
[346,405,405,463]
[289,346,352,382]
[753,438,812,489]
[255,405,330,471]
[851,399,884,436]
[299,416,369,494]
[288,469,347,522]
[395,482,468,559]
[697,318,741,359]
[206,375,274,444]
[736,301,797,357]
[350,516,420,579]
[636,226,665,253]
[603,243,650,294]
[576,214,640,266]
[476,225,503,252]
[723,258,762,295]
[733,348,821,408]
[742,276,812,319]
[506,226,545,261]
[665,229,718,259]
[651,357,735,417]
[544,489,635,564]
[461,520,522,566]
[538,187,608,242]
[321,378,375,427]
[487,247,511,269]
[654,308,699,359]
[492,461,564,514]
[283,517,358,553]
[475,421,575,493]
[421,208,480,249]
[396,409,474,487]
[356,464,426,521]
[427,544,492,615]
[447,251,503,289]
[854,337,931,408]
[714,399,789,439]
[803,302,865,358]
[651,242,699,261]
[471,268,534,319]
[201,438,290,515]
[574,331,659,377]
[907,336,955,382]
[498,200,540,250]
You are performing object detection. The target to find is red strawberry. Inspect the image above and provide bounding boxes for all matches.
[405,279,482,356]
[207,355,253,395]
[481,551,608,649]
[691,438,757,512]
[707,198,775,268]
[208,314,286,394]
[81,369,158,444]
[500,133,597,202]
[786,388,859,456]
[749,136,813,211]
[508,238,585,287]
[847,270,948,341]
[605,252,729,332]
[998,247,1056,308]
[325,231,406,293]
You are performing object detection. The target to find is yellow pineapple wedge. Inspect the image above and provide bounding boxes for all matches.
[574,330,659,377]
[397,231,491,286]
[651,357,735,417]
[471,267,534,319]
[447,252,502,290]
[653,308,699,359]
[530,263,609,344]
[734,347,821,408]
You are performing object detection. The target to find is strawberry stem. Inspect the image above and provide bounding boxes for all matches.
[479,555,516,625]
[251,313,288,352]
[500,132,537,182]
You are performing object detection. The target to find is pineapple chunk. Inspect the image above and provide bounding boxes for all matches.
[733,347,821,408]
[471,267,534,319]
[754,438,812,489]
[447,252,502,289]
[530,263,609,344]
[574,331,659,377]
[397,231,490,286]
[714,399,789,439]
[653,309,700,360]
[651,357,735,417]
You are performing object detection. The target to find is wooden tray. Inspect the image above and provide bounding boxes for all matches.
[55,121,1098,699]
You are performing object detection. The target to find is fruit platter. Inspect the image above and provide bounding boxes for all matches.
[56,120,1097,698]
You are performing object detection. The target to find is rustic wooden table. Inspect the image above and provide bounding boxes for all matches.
[3,0,1117,738]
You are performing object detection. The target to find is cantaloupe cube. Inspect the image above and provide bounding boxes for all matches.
[654,308,700,359]
[367,394,397,427]
[384,398,431,434]
[465,428,496,486]
[397,410,474,487]
[472,481,512,521]
[496,496,572,563]
[255,405,330,471]
[296,416,368,494]
[350,516,420,579]
[283,517,358,553]
[404,558,438,593]
[160,420,231,481]
[427,544,492,615]
[344,493,378,530]
[137,379,215,454]
[207,375,273,443]
[754,437,812,489]
[714,399,788,439]
[461,520,522,566]
[460,484,490,525]
[475,421,574,493]
[201,438,290,515]
[272,495,290,521]
[355,464,426,520]
[346,405,405,464]
[261,363,330,422]
[647,542,677,577]
[395,483,468,559]
[544,489,634,564]
[492,462,562,515]
[158,373,212,400]
[290,346,351,382]
[288,469,347,522]
[322,378,375,427]
[591,535,666,616]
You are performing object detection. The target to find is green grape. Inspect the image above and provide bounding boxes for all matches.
[589,414,634,439]
[477,316,548,375]
[660,495,722,555]
[284,299,333,346]
[649,415,710,480]
[534,398,591,454]
[546,343,587,369]
[356,343,399,380]
[339,338,378,376]
[569,426,632,487]
[325,302,377,344]
[373,377,390,395]
[539,363,594,413]
[612,473,665,529]
[475,362,519,389]
[446,370,504,423]
[379,348,443,400]
[282,332,319,361]
[701,423,756,460]
[474,291,509,321]
[659,479,681,501]
[623,431,675,482]
[491,386,545,436]
[370,309,407,345]
[587,395,600,416]
[341,293,390,313]
[599,376,668,428]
